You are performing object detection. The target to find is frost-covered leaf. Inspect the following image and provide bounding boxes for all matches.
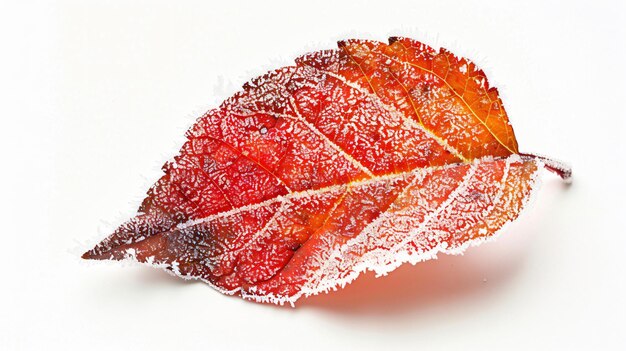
[83,37,571,305]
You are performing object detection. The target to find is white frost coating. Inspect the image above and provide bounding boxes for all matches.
[241,155,544,306]
[360,155,512,277]
[214,198,291,264]
[302,162,478,294]
[118,244,242,296]
[304,65,470,162]
[240,103,376,178]
[104,156,542,307]
[175,162,472,232]
[375,51,515,155]
[116,155,543,307]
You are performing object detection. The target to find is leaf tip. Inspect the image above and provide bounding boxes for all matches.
[81,246,106,260]
[81,248,103,261]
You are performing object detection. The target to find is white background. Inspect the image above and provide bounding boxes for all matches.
[2,0,625,350]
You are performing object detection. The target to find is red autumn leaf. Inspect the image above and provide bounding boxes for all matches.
[83,37,570,305]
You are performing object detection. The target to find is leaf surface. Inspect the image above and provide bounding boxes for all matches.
[83,37,570,305]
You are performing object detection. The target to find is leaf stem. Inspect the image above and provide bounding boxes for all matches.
[520,152,572,182]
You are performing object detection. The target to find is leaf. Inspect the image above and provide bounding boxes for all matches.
[83,37,571,305]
